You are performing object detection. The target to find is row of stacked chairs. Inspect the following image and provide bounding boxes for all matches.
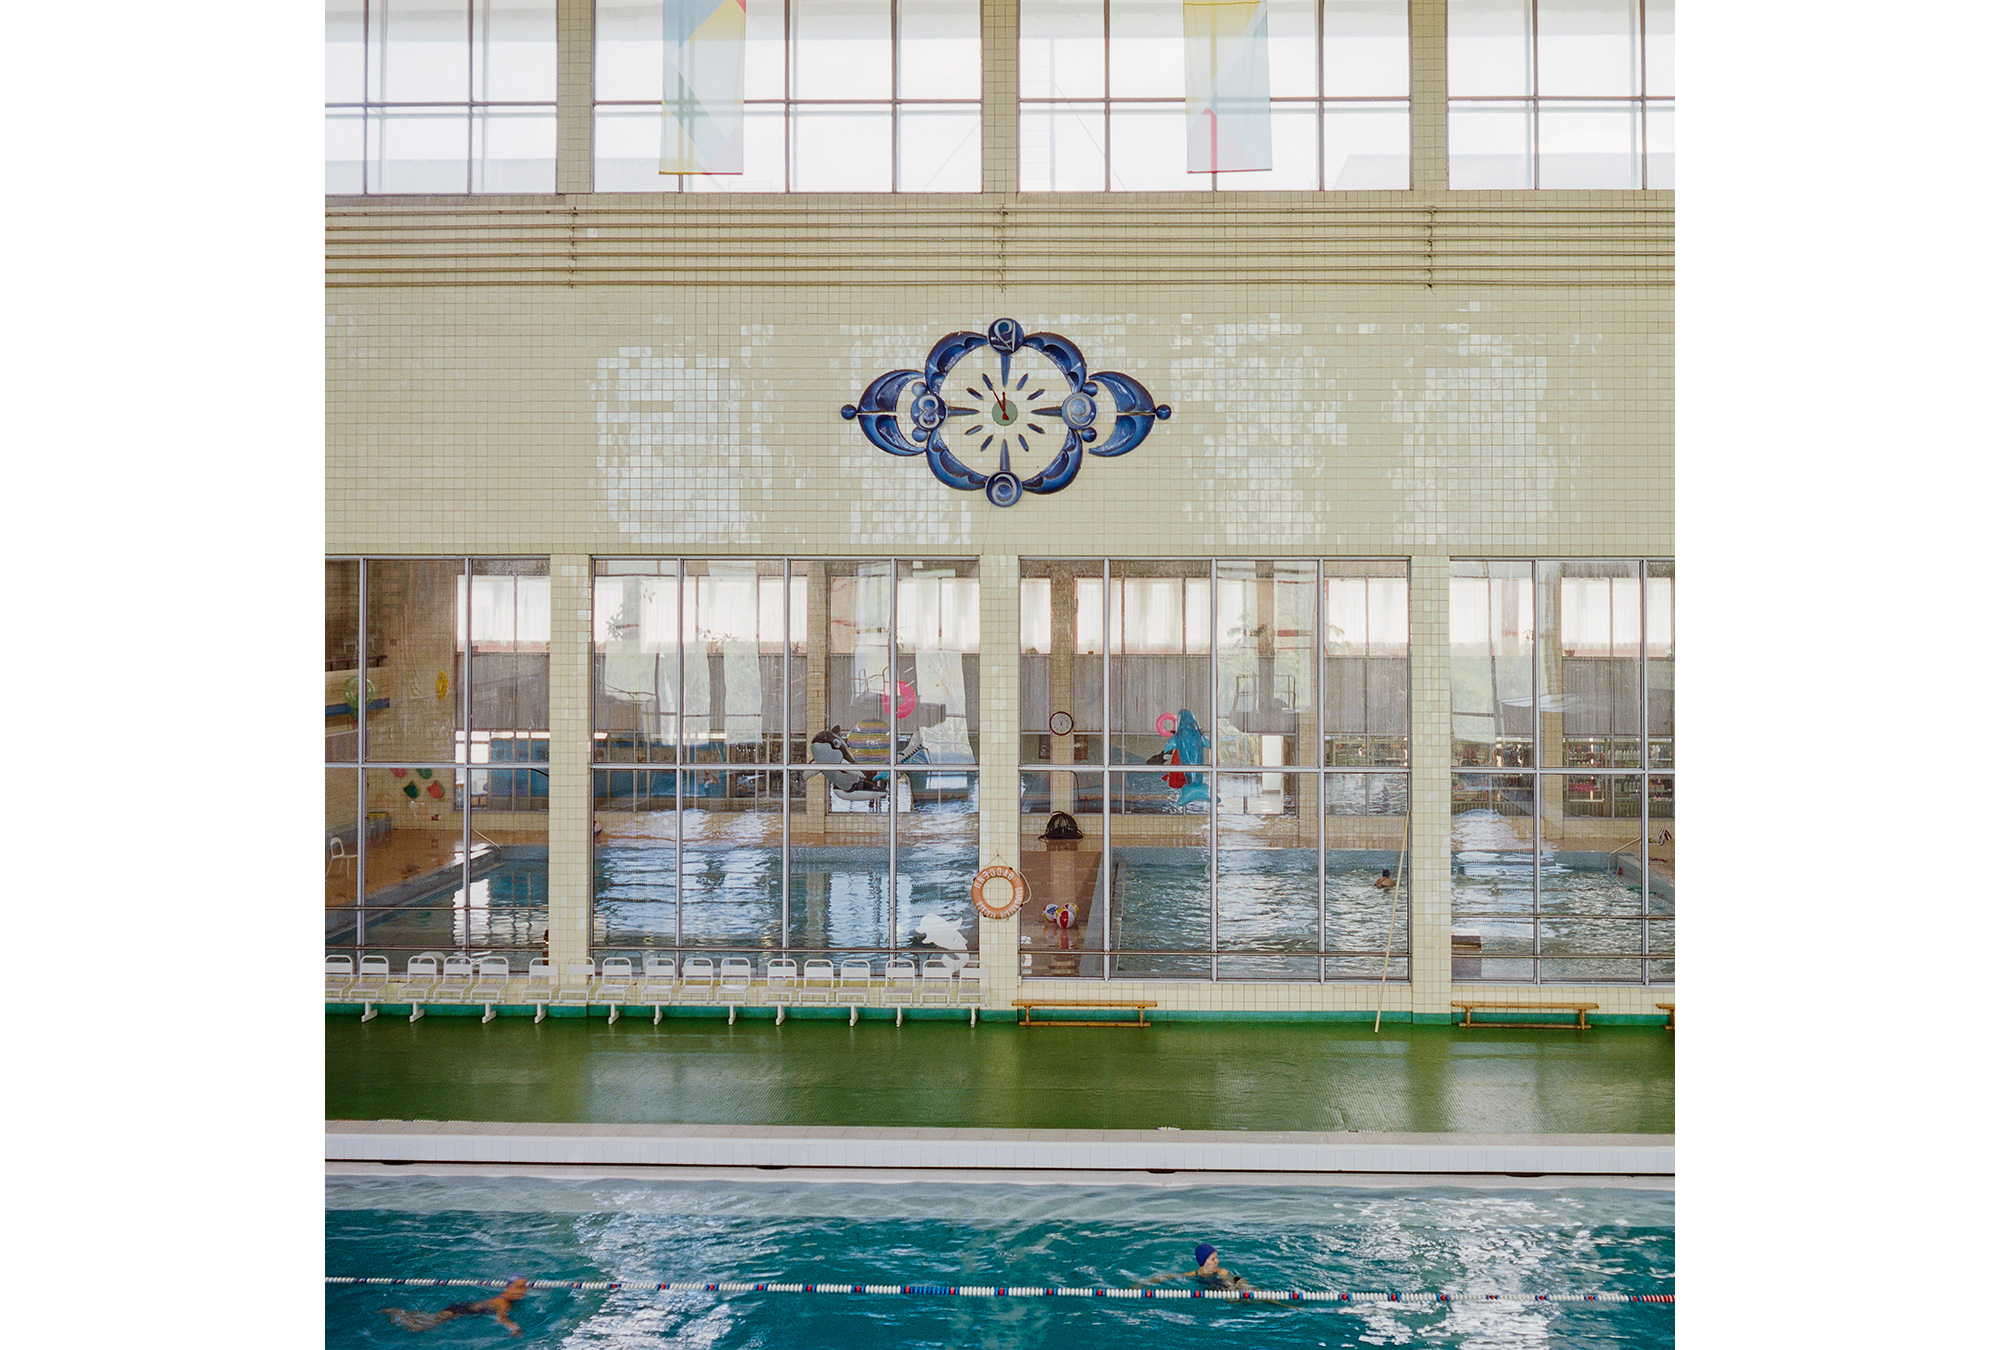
[326,953,985,1026]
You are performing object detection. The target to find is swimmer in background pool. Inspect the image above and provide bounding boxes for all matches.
[1140,1243,1251,1291]
[1374,868,1397,890]
[381,1276,530,1336]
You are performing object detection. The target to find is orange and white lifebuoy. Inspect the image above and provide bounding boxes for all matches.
[971,862,1028,919]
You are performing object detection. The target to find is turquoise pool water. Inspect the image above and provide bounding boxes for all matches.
[327,1176,1673,1349]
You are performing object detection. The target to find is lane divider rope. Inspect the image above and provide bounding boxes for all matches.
[329,1277,1671,1305]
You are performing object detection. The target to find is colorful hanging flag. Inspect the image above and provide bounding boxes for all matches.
[1184,0,1272,173]
[662,0,747,175]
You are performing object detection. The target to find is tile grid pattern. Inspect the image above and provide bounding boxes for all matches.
[548,557,594,968]
[1410,0,1449,196]
[1408,553,1452,1007]
[556,0,594,195]
[976,552,1022,1005]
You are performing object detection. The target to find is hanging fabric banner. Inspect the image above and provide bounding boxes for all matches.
[1183,0,1272,173]
[661,0,747,175]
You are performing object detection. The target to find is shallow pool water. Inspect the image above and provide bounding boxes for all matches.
[327,1176,1674,1349]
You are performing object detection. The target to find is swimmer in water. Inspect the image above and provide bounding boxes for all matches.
[1141,1242,1250,1291]
[381,1276,530,1336]
[1374,868,1397,890]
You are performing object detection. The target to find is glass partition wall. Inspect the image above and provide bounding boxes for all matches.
[592,559,981,969]
[1020,560,1409,981]
[1449,558,1673,983]
[325,558,552,965]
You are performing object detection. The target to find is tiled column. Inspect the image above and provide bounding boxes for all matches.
[1410,0,1449,197]
[548,556,594,968]
[976,552,1020,1006]
[556,0,595,194]
[981,0,1019,196]
[1408,551,1451,1014]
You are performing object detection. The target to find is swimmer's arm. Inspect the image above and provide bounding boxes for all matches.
[1134,1269,1196,1285]
[497,1311,522,1335]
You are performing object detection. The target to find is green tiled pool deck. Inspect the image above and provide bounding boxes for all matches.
[327,1017,1673,1135]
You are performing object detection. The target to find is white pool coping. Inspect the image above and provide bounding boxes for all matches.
[327,1122,1672,1177]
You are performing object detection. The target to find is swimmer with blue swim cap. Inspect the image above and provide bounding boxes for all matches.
[1139,1242,1250,1291]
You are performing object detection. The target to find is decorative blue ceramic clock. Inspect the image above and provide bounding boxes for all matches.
[840,318,1171,507]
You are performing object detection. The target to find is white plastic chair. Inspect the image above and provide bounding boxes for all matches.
[718,957,753,1023]
[469,956,511,1022]
[956,961,982,1026]
[882,957,918,1025]
[597,956,634,1023]
[680,956,716,1005]
[351,954,391,1021]
[918,958,955,1008]
[798,959,837,1009]
[640,954,678,1024]
[525,956,556,1022]
[326,835,353,875]
[553,959,597,1010]
[395,955,441,1022]
[764,958,799,1023]
[839,959,874,1026]
[435,955,475,1005]
[324,955,355,1002]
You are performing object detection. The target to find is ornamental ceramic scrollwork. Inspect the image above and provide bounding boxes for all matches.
[840,319,1171,507]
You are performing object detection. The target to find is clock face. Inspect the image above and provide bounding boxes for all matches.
[842,318,1170,508]
[1049,710,1074,736]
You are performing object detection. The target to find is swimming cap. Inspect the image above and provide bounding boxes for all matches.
[1194,1243,1217,1266]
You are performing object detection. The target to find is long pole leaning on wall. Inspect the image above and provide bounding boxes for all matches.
[1373,812,1412,1033]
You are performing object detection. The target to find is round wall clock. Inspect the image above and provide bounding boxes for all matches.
[1049,710,1074,736]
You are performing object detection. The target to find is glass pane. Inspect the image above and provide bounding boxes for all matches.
[471,108,556,192]
[1219,102,1321,191]
[1539,775,1642,916]
[1216,561,1315,767]
[329,0,367,103]
[1537,101,1640,189]
[898,105,982,192]
[1324,104,1410,189]
[595,561,681,764]
[1020,0,1107,100]
[468,767,551,951]
[1217,772,1318,979]
[677,560,786,764]
[350,765,476,959]
[899,0,982,100]
[1645,774,1674,915]
[1645,560,1673,766]
[327,112,366,193]
[1539,561,1640,771]
[1645,99,1672,188]
[377,0,471,103]
[1109,561,1212,767]
[1324,0,1411,97]
[1449,560,1532,768]
[593,106,684,192]
[821,561,896,751]
[1324,562,1408,767]
[326,561,362,762]
[745,0,786,100]
[1539,916,1641,982]
[1644,0,1672,96]
[1266,0,1319,99]
[364,559,464,763]
[1451,770,1535,933]
[594,0,664,101]
[473,0,558,102]
[686,105,787,191]
[1108,101,1196,189]
[897,768,980,961]
[792,105,894,191]
[368,108,470,194]
[790,768,893,954]
[1535,0,1639,97]
[326,768,362,924]
[1323,772,1409,978]
[1108,0,1182,98]
[898,560,981,765]
[1107,767,1213,977]
[1020,770,1107,978]
[1447,0,1531,97]
[1019,103,1107,191]
[469,560,551,751]
[672,769,787,951]
[593,766,680,956]
[1447,101,1531,188]
[794,0,892,99]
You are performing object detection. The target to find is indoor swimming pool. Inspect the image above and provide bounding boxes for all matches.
[326,1174,1673,1348]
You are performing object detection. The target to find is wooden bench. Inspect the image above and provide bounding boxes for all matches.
[1452,1000,1597,1029]
[1657,1002,1674,1031]
[1013,998,1158,1028]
